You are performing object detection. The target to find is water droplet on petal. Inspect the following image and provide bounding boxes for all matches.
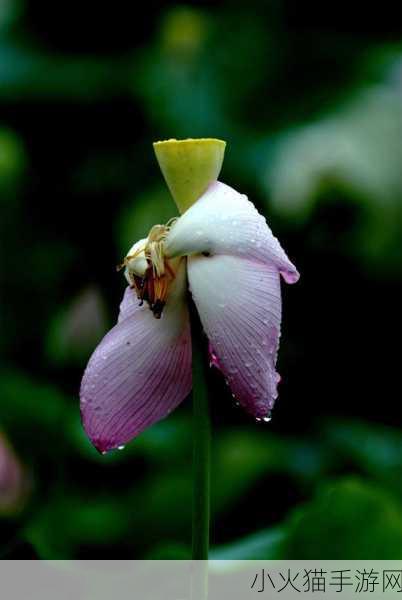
[256,417,262,422]
[263,410,272,423]
[117,445,125,451]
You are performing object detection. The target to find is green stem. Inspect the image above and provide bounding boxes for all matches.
[191,329,211,561]
[191,325,211,600]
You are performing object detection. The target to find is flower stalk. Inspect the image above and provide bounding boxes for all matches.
[190,308,210,600]
[190,305,211,561]
[153,138,224,563]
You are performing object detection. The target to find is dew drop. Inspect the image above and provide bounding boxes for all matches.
[256,417,262,422]
[263,410,272,423]
[117,445,125,451]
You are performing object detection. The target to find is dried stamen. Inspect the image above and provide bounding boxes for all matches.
[120,220,178,318]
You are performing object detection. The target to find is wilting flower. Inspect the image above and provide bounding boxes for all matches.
[80,139,299,453]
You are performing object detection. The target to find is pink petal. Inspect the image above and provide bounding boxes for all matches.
[165,181,300,284]
[188,254,283,418]
[80,262,191,453]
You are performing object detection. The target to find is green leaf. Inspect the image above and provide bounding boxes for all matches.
[283,478,402,559]
[25,492,129,558]
[325,419,402,472]
[145,542,191,559]
[212,429,328,513]
[0,128,25,194]
[211,526,285,560]
[323,420,402,499]
[0,369,70,433]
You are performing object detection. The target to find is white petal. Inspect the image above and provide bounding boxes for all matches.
[124,238,148,281]
[188,253,283,417]
[165,181,299,283]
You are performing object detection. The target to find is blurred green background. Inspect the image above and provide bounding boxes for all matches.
[0,0,401,559]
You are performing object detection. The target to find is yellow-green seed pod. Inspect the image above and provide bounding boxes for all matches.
[153,138,226,213]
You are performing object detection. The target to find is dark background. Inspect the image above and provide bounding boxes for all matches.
[0,0,401,559]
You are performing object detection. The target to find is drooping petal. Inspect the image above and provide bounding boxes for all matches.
[80,259,191,453]
[165,181,299,283]
[188,254,283,418]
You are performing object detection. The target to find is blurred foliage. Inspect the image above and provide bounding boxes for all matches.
[283,478,402,559]
[264,69,402,272]
[0,432,29,515]
[45,286,109,366]
[0,0,401,559]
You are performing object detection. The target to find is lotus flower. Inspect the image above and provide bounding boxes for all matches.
[80,139,299,453]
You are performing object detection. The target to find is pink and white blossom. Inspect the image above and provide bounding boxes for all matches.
[80,181,299,453]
